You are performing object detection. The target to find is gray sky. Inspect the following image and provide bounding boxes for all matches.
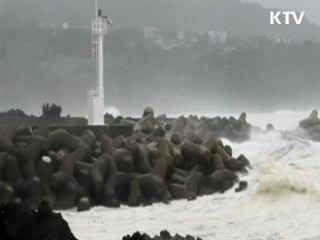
[245,0,320,25]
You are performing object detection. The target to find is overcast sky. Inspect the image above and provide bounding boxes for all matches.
[245,0,320,25]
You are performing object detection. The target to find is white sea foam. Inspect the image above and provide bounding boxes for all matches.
[62,111,320,240]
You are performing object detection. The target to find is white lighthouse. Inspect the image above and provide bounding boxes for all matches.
[88,0,112,125]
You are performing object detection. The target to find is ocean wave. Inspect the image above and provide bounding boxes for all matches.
[63,113,320,239]
[255,164,320,198]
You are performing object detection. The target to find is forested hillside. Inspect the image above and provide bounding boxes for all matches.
[1,25,320,116]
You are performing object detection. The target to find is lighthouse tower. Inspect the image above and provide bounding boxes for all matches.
[88,0,111,125]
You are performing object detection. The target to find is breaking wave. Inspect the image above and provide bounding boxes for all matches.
[63,112,320,240]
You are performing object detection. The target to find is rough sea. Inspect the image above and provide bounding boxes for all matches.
[62,110,320,240]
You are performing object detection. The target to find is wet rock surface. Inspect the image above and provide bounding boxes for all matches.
[106,111,252,142]
[0,201,78,240]
[298,110,320,141]
[122,230,203,240]
[0,107,251,209]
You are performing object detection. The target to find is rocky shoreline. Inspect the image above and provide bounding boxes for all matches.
[0,202,77,240]
[106,110,253,142]
[298,110,320,141]
[122,230,203,240]
[0,201,203,240]
[0,107,251,211]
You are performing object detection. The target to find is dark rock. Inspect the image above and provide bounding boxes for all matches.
[143,107,154,118]
[235,181,248,192]
[77,197,90,212]
[207,169,238,193]
[298,110,320,141]
[0,107,251,209]
[171,133,181,145]
[122,231,202,240]
[0,202,78,240]
[266,123,274,131]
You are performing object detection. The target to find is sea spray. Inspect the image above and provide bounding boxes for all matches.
[63,114,320,239]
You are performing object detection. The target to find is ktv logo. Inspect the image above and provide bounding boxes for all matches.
[270,11,305,25]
